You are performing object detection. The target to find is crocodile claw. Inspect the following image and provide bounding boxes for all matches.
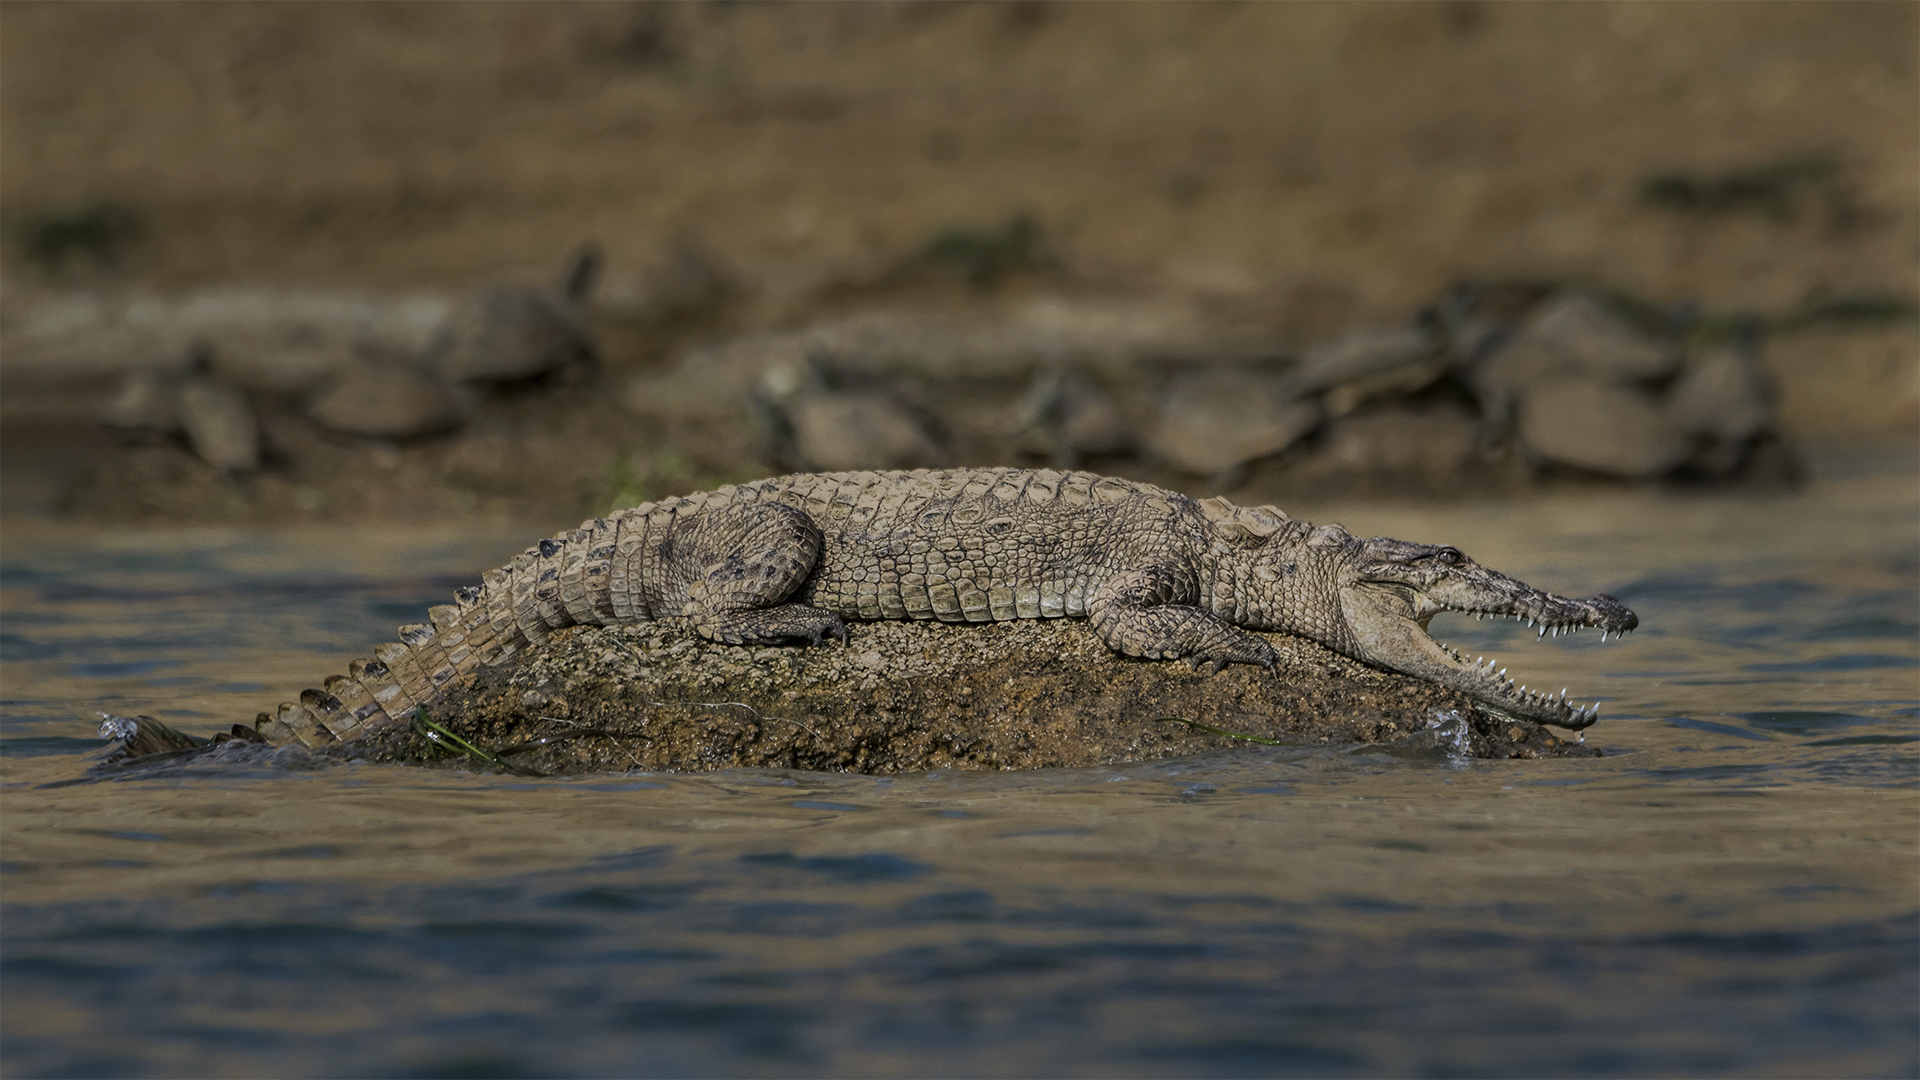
[1186,645,1276,677]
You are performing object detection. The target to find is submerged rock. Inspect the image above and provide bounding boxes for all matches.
[330,618,1596,775]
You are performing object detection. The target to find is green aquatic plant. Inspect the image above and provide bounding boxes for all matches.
[12,201,145,274]
[411,708,545,776]
[918,213,1055,289]
[1638,153,1839,222]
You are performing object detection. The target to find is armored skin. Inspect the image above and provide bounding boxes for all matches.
[248,468,1636,749]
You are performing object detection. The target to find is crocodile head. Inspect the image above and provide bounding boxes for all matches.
[1309,527,1637,730]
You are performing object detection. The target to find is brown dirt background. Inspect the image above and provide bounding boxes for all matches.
[5,1,1914,313]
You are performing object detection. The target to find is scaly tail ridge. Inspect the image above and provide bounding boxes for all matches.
[375,640,433,708]
[249,506,659,748]
[320,674,385,737]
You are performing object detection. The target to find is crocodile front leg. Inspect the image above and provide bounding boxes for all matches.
[1089,563,1277,673]
[678,502,850,646]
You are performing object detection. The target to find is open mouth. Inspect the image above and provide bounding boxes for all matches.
[1419,598,1637,730]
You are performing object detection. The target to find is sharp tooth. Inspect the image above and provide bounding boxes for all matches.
[1559,688,1567,700]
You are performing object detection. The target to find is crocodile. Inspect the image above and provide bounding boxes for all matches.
[229,468,1634,751]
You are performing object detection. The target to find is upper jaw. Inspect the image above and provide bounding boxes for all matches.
[1421,589,1638,642]
[1352,585,1638,731]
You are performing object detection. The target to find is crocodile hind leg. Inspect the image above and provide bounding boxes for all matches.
[678,502,850,646]
[1089,563,1277,673]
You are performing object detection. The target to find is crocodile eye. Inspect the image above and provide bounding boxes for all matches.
[1433,547,1462,566]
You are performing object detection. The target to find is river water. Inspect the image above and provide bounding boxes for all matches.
[3,449,1915,1078]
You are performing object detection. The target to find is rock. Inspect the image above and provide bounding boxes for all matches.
[786,390,942,471]
[1475,294,1679,407]
[595,240,738,323]
[428,248,600,385]
[1146,369,1319,474]
[99,366,182,433]
[328,618,1597,775]
[176,374,259,472]
[96,345,262,469]
[1665,337,1782,477]
[428,287,596,384]
[1282,322,1438,399]
[1518,378,1687,478]
[1316,405,1481,479]
[1759,324,1919,439]
[2,285,452,383]
[307,360,464,440]
[1010,368,1133,464]
[625,299,1283,422]
[1667,343,1772,445]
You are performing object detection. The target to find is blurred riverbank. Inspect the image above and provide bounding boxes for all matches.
[2,3,1913,529]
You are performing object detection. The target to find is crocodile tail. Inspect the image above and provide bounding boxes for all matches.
[253,508,656,748]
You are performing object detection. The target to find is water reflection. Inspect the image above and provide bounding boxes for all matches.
[2,462,1916,1077]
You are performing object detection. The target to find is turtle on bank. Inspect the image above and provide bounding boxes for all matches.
[426,245,601,386]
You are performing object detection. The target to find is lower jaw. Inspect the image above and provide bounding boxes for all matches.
[1473,694,1594,730]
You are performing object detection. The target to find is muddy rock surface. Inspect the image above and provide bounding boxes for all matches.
[332,618,1596,776]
